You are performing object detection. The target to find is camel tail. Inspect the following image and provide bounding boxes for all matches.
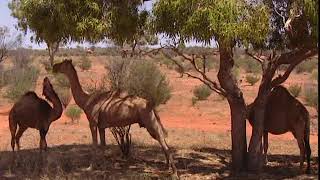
[303,109,311,173]
[153,109,168,138]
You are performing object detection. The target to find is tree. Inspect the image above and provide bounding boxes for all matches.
[0,26,21,63]
[152,0,269,173]
[9,0,106,66]
[245,0,318,171]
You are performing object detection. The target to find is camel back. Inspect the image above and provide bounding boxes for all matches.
[248,85,309,127]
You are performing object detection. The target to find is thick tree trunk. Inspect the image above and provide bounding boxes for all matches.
[218,45,247,173]
[247,63,276,172]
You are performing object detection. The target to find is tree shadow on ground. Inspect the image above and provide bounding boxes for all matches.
[0,144,318,179]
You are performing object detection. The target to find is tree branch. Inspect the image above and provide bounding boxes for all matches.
[160,45,226,96]
[271,47,318,87]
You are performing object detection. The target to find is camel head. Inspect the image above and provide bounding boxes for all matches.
[53,59,74,75]
[42,77,55,102]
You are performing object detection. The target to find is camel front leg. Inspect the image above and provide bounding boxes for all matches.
[39,129,48,152]
[263,131,268,165]
[90,124,98,146]
[99,128,106,147]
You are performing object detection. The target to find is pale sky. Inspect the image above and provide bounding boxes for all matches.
[0,0,213,49]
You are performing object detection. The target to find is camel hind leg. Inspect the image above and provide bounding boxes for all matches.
[9,119,17,152]
[15,126,27,150]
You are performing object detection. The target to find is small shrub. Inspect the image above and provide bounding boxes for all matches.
[54,73,70,88]
[311,69,318,81]
[79,55,92,71]
[5,66,39,101]
[107,59,172,107]
[245,74,260,86]
[304,85,318,112]
[12,48,32,69]
[192,97,198,106]
[193,84,212,100]
[295,59,317,73]
[288,84,302,98]
[55,88,72,108]
[234,57,261,74]
[65,105,82,124]
[195,58,214,72]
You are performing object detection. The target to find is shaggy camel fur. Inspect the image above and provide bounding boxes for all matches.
[53,59,177,174]
[247,85,311,173]
[9,77,63,151]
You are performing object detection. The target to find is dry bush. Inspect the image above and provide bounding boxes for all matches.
[245,74,260,86]
[193,84,212,101]
[288,84,302,98]
[64,105,82,124]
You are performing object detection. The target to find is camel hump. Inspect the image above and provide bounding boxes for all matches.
[23,91,38,98]
[271,85,291,97]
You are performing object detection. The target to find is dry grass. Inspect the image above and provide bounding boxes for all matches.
[0,55,318,179]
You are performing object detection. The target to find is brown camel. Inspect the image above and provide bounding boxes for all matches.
[9,77,63,152]
[52,59,177,174]
[247,85,311,173]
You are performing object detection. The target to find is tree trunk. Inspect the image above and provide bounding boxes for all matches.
[218,45,247,173]
[247,63,276,172]
[47,42,60,67]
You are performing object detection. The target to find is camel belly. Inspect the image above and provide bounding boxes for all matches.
[264,114,289,135]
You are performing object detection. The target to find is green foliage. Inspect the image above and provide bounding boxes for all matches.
[152,0,270,46]
[288,84,302,98]
[304,85,318,111]
[107,58,171,107]
[79,55,92,71]
[295,59,318,73]
[4,66,39,101]
[193,84,212,100]
[65,105,83,123]
[245,74,260,86]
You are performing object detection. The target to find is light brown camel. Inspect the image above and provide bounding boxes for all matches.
[52,59,177,174]
[247,85,311,173]
[9,77,63,152]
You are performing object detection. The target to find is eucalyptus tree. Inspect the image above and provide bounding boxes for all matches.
[152,0,270,173]
[245,0,318,171]
[152,0,318,173]
[9,0,106,66]
[0,26,22,63]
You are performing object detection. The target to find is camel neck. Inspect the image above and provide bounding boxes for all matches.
[66,67,89,109]
[48,91,63,122]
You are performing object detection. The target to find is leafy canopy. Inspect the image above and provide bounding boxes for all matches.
[152,0,270,47]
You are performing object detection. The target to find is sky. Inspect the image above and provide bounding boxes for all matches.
[0,0,212,49]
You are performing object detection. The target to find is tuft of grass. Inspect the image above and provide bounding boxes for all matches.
[245,74,260,86]
[288,84,302,98]
[79,55,92,71]
[192,97,198,106]
[65,105,83,124]
[304,85,318,112]
[193,84,212,100]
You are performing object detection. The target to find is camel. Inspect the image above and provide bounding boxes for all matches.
[247,85,311,173]
[52,59,177,174]
[9,77,63,152]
